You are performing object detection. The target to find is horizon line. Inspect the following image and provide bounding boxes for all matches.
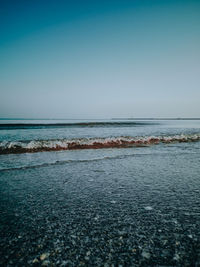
[1,117,200,121]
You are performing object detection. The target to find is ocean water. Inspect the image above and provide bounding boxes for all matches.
[0,119,200,266]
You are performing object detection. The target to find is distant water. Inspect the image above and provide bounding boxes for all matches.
[0,119,200,266]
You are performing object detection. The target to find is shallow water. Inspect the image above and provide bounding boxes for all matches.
[0,120,200,266]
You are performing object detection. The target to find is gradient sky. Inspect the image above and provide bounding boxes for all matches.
[0,0,200,119]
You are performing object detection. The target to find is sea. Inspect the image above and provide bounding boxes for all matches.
[0,119,200,266]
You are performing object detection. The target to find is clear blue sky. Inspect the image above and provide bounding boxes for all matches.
[0,0,200,118]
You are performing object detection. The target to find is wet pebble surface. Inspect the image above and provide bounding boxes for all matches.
[0,147,200,266]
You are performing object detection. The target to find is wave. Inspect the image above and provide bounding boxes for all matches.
[0,154,145,172]
[0,134,200,155]
[1,150,198,172]
[0,121,157,130]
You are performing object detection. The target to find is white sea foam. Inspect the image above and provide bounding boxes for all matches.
[0,133,200,154]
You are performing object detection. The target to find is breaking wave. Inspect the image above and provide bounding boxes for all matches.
[0,134,200,155]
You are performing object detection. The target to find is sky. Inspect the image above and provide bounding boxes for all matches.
[0,0,200,119]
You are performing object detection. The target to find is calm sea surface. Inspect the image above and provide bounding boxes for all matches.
[0,120,200,266]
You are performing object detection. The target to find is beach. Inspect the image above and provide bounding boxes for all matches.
[0,120,200,266]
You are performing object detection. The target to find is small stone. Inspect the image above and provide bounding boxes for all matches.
[40,253,49,261]
[141,251,151,259]
[173,253,180,261]
[163,240,167,245]
[32,258,39,263]
[86,251,91,256]
[188,234,193,239]
[144,206,153,211]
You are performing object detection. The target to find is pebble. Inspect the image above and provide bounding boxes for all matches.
[173,253,180,261]
[141,251,151,259]
[42,260,50,266]
[94,215,99,221]
[40,253,50,261]
[144,206,153,211]
[32,258,39,263]
[163,240,168,245]
[86,251,91,256]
